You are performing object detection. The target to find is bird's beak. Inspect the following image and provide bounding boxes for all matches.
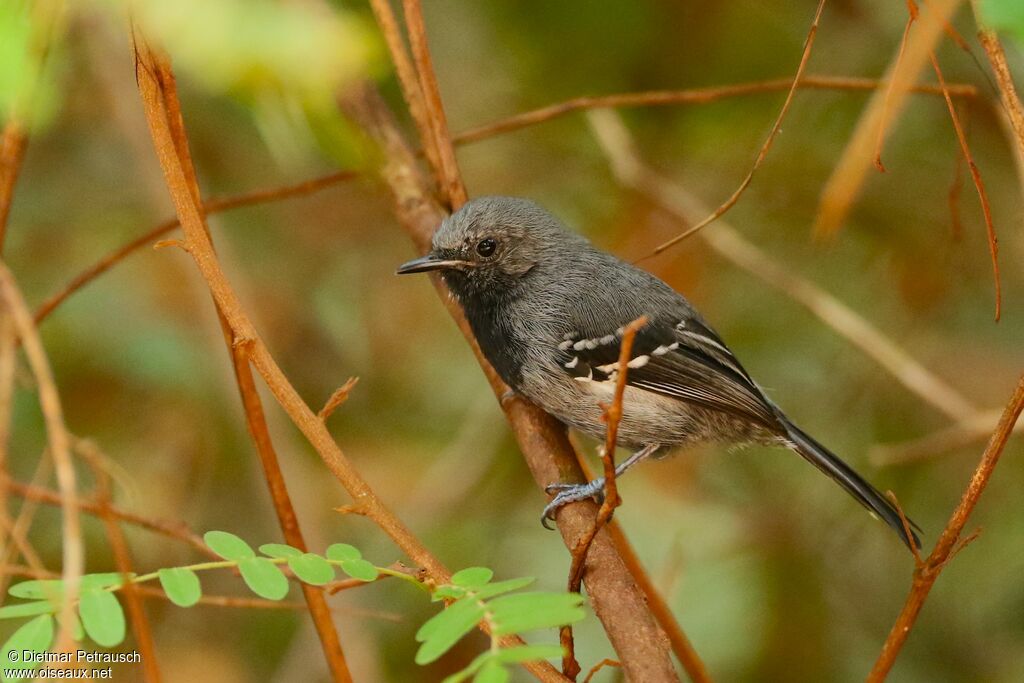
[396,253,471,274]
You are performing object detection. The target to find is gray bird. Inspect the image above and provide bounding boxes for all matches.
[397,196,920,550]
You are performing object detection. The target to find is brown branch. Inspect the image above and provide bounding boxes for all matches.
[582,659,621,683]
[33,170,355,325]
[367,0,444,187]
[134,39,354,683]
[867,375,1024,681]
[0,457,52,603]
[589,109,977,423]
[319,377,359,421]
[0,262,82,649]
[129,36,569,683]
[971,2,1024,205]
[876,1,921,172]
[644,0,828,256]
[929,50,1001,320]
[79,442,160,682]
[4,478,214,558]
[452,76,979,147]
[561,316,647,679]
[0,123,28,254]
[814,0,965,238]
[32,75,981,329]
[341,81,677,683]
[401,0,468,208]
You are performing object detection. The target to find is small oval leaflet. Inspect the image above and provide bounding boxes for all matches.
[158,568,202,607]
[259,543,303,559]
[450,567,493,588]
[78,590,126,647]
[1,615,53,673]
[339,558,378,582]
[288,553,335,585]
[239,557,289,600]
[325,543,361,561]
[204,530,256,561]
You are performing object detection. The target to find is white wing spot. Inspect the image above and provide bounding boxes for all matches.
[600,334,616,344]
[558,340,572,351]
[627,355,650,369]
[564,356,579,369]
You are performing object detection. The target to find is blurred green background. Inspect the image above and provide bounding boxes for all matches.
[2,0,1023,681]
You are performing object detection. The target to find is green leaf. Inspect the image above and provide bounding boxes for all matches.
[158,568,202,607]
[0,601,56,619]
[9,579,63,601]
[415,598,486,665]
[80,573,132,591]
[239,557,289,600]
[259,543,303,559]
[204,530,255,560]
[325,543,361,561]
[432,585,467,602]
[1,614,53,674]
[339,558,378,582]
[450,567,493,588]
[488,593,585,636]
[471,577,536,600]
[441,651,494,683]
[474,661,510,683]
[493,644,565,663]
[288,553,335,586]
[78,590,126,647]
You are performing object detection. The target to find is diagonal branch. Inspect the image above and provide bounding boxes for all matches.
[340,81,684,683]
[866,374,1024,681]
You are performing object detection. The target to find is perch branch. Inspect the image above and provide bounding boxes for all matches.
[866,375,1024,681]
[340,81,685,682]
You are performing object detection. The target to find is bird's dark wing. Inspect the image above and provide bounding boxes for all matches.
[557,316,780,429]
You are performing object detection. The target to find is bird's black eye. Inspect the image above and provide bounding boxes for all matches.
[476,238,497,257]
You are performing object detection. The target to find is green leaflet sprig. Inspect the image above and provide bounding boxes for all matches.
[0,531,584,683]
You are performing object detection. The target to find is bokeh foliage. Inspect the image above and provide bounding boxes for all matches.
[2,1,1023,682]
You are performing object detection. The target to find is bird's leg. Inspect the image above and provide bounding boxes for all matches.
[541,443,661,528]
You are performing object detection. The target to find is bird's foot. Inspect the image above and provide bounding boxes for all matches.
[541,478,606,529]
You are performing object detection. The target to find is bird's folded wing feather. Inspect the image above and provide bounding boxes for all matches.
[557,316,780,429]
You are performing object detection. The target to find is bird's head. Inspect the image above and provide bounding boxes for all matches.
[397,196,573,301]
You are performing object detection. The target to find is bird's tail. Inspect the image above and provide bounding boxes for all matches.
[781,418,921,551]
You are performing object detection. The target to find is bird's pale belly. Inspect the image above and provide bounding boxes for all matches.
[519,367,771,450]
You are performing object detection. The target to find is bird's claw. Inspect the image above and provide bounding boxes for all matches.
[540,478,607,529]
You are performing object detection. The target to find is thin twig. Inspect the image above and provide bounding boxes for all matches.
[867,375,1024,681]
[928,49,1001,320]
[367,0,444,186]
[588,109,976,423]
[4,478,214,558]
[319,377,359,421]
[582,659,621,683]
[971,7,1024,199]
[452,76,979,147]
[401,0,468,208]
[33,170,355,325]
[0,262,82,649]
[135,39,354,682]
[561,316,647,679]
[644,0,828,256]
[79,441,161,682]
[875,0,920,172]
[0,124,28,255]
